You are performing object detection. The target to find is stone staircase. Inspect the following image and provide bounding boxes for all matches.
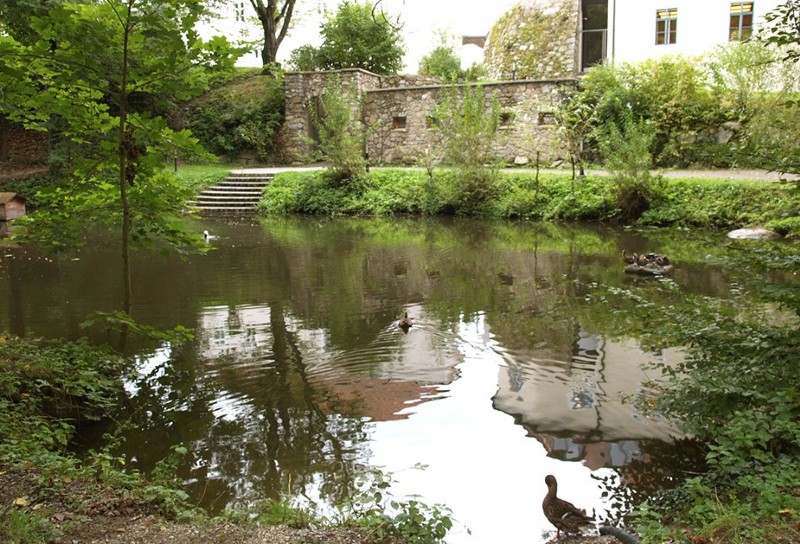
[191,172,274,216]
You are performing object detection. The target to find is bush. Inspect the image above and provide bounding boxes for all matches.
[432,85,502,214]
[579,57,728,167]
[183,70,285,162]
[596,113,665,221]
[308,76,368,183]
[260,169,799,228]
[640,179,800,230]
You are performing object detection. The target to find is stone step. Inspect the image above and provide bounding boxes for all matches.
[191,172,274,215]
[198,197,262,203]
[200,189,265,196]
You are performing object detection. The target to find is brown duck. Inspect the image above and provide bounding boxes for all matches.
[397,311,413,332]
[622,250,636,265]
[542,474,594,538]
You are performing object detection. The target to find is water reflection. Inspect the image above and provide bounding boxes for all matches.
[0,217,754,543]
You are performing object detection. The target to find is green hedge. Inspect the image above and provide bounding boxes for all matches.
[260,169,800,237]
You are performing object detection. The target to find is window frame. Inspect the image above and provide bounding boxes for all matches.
[655,8,678,45]
[729,2,755,41]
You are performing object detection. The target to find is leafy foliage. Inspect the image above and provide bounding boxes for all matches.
[761,0,800,63]
[260,169,800,235]
[596,113,665,221]
[307,76,368,183]
[289,0,405,74]
[432,85,502,214]
[332,466,454,544]
[579,57,726,167]
[0,337,122,461]
[626,245,800,542]
[418,43,463,81]
[183,69,285,162]
[287,44,324,71]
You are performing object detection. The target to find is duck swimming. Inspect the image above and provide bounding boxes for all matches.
[397,311,413,332]
[542,474,594,538]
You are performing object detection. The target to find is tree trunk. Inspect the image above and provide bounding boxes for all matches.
[118,9,133,352]
[251,0,296,68]
[0,115,8,161]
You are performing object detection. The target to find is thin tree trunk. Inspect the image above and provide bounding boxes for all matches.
[118,9,133,351]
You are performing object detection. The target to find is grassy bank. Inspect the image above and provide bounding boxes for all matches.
[0,337,202,543]
[259,169,800,237]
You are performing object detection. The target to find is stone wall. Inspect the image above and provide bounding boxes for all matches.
[364,79,575,165]
[484,0,580,80]
[278,69,383,164]
[0,116,49,166]
[278,69,577,167]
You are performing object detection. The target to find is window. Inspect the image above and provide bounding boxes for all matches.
[538,112,556,126]
[730,2,754,41]
[500,112,516,127]
[392,116,406,130]
[656,8,678,45]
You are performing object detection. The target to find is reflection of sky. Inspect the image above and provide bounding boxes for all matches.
[123,304,665,541]
[369,314,615,544]
[124,345,170,398]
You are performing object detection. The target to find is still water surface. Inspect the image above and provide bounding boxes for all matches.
[0,217,749,543]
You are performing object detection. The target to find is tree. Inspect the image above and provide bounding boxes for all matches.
[761,0,800,63]
[0,0,239,346]
[287,44,324,71]
[308,75,367,182]
[317,0,404,74]
[554,89,593,181]
[418,45,462,81]
[248,0,297,68]
[432,85,502,213]
[0,0,64,43]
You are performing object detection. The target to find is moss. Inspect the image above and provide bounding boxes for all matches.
[485,0,578,80]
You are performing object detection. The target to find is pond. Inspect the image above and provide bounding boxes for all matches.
[0,217,757,543]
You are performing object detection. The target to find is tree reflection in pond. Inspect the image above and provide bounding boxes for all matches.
[0,216,778,543]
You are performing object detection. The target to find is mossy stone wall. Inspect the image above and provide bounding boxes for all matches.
[279,69,576,166]
[484,0,580,80]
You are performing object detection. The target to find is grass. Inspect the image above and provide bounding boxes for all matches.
[257,167,800,236]
[171,163,247,194]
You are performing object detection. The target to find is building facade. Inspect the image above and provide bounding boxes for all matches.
[582,0,783,71]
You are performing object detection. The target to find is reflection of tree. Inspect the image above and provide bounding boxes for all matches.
[590,437,707,525]
[113,300,372,511]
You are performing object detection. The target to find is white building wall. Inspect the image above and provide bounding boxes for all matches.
[609,0,783,64]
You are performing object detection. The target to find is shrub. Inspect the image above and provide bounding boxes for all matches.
[596,113,665,221]
[432,85,502,214]
[183,70,285,162]
[579,57,727,167]
[308,76,368,184]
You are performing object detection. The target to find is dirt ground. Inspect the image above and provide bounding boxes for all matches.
[1,465,624,544]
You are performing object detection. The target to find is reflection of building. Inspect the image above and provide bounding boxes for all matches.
[493,332,683,468]
[198,303,462,422]
[199,304,274,360]
[534,433,646,470]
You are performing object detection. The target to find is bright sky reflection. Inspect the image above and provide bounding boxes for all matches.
[369,314,614,544]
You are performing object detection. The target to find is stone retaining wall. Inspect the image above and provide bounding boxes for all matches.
[279,69,577,166]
